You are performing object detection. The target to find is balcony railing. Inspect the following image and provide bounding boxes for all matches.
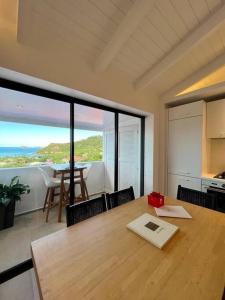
[0,161,112,216]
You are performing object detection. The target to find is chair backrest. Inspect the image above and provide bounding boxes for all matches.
[82,164,92,180]
[177,185,216,209]
[66,194,107,227]
[38,167,52,187]
[106,186,135,210]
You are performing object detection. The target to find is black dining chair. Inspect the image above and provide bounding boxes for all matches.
[66,194,107,227]
[106,186,135,210]
[177,185,216,210]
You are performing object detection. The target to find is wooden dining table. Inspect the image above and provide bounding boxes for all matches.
[31,196,225,300]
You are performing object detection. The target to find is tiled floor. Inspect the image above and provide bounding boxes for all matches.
[0,207,66,300]
[0,270,40,300]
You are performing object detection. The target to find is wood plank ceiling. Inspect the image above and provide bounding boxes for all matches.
[18,0,225,96]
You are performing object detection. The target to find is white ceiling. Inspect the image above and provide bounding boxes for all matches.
[0,87,113,130]
[16,0,225,96]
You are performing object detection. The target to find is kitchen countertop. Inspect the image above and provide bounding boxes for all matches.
[201,172,225,183]
[201,173,216,180]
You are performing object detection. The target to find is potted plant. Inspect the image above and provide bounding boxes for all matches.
[0,176,30,230]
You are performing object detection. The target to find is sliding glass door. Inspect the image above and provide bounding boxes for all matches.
[0,78,145,287]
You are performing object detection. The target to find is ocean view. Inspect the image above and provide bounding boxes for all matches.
[0,147,41,157]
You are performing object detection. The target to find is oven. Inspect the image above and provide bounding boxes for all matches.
[207,186,225,213]
[202,178,225,213]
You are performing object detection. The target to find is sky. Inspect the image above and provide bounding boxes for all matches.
[0,121,102,147]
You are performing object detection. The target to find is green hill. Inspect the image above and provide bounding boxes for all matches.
[38,135,103,162]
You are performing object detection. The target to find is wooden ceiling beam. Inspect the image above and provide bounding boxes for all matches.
[135,4,225,90]
[94,0,156,73]
[160,52,225,101]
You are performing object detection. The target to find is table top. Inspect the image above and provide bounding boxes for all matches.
[50,163,87,172]
[31,196,225,300]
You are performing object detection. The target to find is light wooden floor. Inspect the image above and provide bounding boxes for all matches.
[0,207,66,300]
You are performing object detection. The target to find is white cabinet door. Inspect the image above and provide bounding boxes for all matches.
[207,99,225,138]
[169,101,203,120]
[167,174,202,199]
[168,116,202,177]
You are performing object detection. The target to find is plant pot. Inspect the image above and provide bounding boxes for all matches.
[0,199,16,230]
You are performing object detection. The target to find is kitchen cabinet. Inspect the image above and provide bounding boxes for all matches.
[168,115,202,177]
[207,99,225,138]
[167,100,205,198]
[169,101,203,121]
[168,174,202,199]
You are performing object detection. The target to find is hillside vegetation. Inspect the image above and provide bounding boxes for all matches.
[38,135,103,162]
[0,135,103,168]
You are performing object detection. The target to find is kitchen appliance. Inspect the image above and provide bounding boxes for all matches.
[202,176,225,213]
[214,171,225,179]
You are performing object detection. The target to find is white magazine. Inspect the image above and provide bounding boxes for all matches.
[127,213,179,249]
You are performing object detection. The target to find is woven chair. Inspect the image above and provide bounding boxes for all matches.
[66,194,107,227]
[106,186,135,210]
[177,185,216,210]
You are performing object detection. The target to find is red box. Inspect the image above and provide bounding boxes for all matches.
[148,192,164,208]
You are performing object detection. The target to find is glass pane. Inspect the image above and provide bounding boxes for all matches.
[74,104,114,201]
[118,114,141,197]
[0,87,70,272]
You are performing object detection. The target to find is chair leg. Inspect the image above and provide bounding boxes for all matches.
[58,199,63,222]
[58,185,64,223]
[84,181,89,200]
[43,188,50,212]
[80,180,86,201]
[46,188,54,222]
[50,187,55,204]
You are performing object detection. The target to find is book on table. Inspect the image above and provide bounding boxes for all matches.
[127,213,179,249]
